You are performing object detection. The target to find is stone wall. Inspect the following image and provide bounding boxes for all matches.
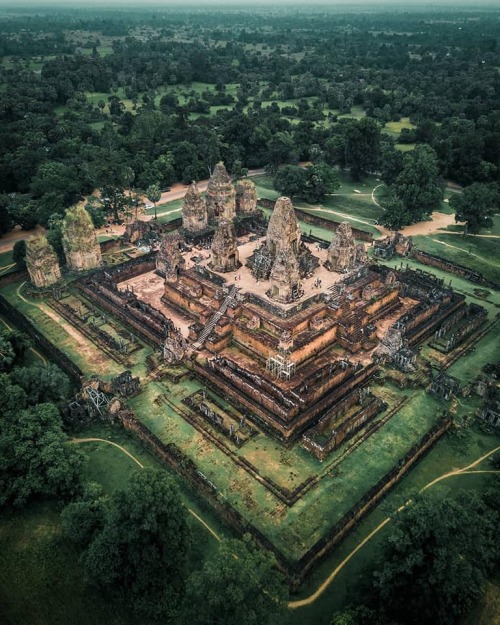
[411,248,499,288]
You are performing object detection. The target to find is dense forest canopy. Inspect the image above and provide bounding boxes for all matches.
[0,5,499,229]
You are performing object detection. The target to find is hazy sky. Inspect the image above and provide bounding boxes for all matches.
[0,0,497,6]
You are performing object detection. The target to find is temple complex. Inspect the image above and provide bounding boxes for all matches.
[182,181,208,234]
[205,161,236,221]
[26,236,61,288]
[62,205,102,271]
[77,194,477,449]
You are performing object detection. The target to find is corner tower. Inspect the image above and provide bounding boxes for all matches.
[205,162,236,222]
[26,236,61,288]
[182,181,208,234]
[62,205,102,271]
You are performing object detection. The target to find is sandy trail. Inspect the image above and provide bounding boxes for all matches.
[289,445,500,608]
[0,224,45,254]
[71,437,222,542]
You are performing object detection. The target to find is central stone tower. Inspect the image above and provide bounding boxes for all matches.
[268,245,301,303]
[266,197,301,256]
[62,205,102,271]
[205,162,236,222]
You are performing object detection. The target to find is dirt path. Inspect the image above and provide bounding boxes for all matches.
[70,437,145,467]
[0,225,45,255]
[371,183,385,209]
[289,445,500,609]
[71,436,222,542]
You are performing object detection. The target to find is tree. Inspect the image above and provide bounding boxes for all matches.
[84,196,107,228]
[380,189,412,230]
[0,199,13,236]
[46,213,65,263]
[303,162,340,203]
[0,329,30,371]
[266,131,296,172]
[393,144,443,222]
[331,606,383,625]
[62,482,107,549]
[0,400,84,506]
[328,118,381,181]
[379,141,404,186]
[8,200,39,230]
[184,536,288,625]
[146,183,161,220]
[10,363,70,405]
[99,187,129,224]
[30,161,80,205]
[273,165,306,198]
[0,336,15,372]
[449,182,498,236]
[374,491,499,625]
[83,469,190,622]
[12,239,26,268]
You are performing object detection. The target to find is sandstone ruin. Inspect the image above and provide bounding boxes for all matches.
[205,161,236,221]
[210,218,239,273]
[266,196,301,255]
[325,222,358,272]
[26,236,61,288]
[156,232,185,282]
[235,179,258,214]
[182,181,208,234]
[62,205,102,271]
[78,193,482,452]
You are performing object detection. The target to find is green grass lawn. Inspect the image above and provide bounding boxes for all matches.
[338,105,366,120]
[0,421,229,625]
[411,234,500,284]
[291,423,500,625]
[128,373,450,562]
[0,282,153,378]
[0,249,16,275]
[382,117,415,139]
[395,142,416,152]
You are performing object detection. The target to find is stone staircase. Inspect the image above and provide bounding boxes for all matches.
[192,285,239,350]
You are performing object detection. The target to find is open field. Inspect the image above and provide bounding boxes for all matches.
[382,117,416,139]
[252,172,383,236]
[411,233,500,284]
